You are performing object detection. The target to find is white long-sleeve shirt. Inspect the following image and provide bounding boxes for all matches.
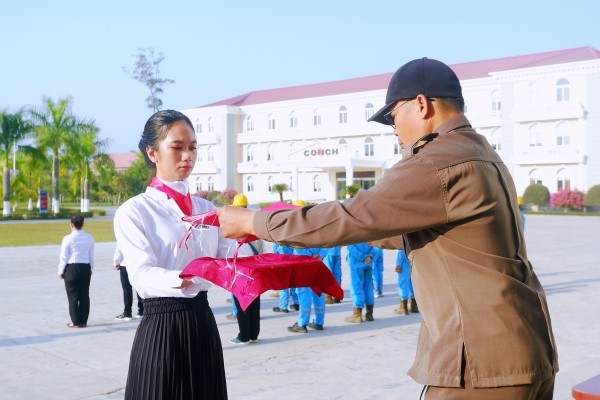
[113,246,123,266]
[57,230,95,274]
[113,185,239,299]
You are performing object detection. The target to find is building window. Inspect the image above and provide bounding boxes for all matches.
[207,177,214,192]
[246,145,254,162]
[288,176,293,192]
[338,138,347,145]
[491,90,501,113]
[529,169,542,185]
[268,114,275,130]
[339,106,348,124]
[267,176,273,192]
[207,117,214,133]
[528,81,540,105]
[313,109,321,126]
[364,137,374,156]
[207,146,214,162]
[195,118,202,134]
[246,177,254,192]
[556,78,570,102]
[528,124,542,147]
[289,111,297,128]
[197,147,203,162]
[364,103,374,120]
[556,168,570,191]
[245,115,254,132]
[490,128,502,150]
[267,143,274,161]
[556,122,570,146]
[195,177,202,192]
[393,140,400,155]
[313,175,322,192]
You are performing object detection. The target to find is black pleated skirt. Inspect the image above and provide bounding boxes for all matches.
[124,292,227,400]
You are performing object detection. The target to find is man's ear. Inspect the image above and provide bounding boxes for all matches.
[416,95,433,118]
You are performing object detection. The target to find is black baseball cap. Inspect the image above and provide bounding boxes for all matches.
[369,57,463,125]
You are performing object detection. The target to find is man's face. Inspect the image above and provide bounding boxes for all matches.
[390,95,433,149]
[389,99,417,149]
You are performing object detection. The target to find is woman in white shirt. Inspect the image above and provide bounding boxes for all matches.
[114,110,236,400]
[58,214,95,328]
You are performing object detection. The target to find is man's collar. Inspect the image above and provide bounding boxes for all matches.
[403,115,470,156]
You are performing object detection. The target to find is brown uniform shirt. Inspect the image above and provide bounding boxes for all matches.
[253,115,558,388]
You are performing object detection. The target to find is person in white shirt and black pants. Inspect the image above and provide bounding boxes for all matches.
[114,110,237,400]
[58,214,95,328]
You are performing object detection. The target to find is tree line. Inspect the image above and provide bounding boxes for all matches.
[0,97,153,217]
[1,47,175,217]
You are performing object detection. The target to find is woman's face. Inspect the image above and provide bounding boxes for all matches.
[147,121,197,181]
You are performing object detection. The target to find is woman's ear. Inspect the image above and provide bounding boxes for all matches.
[146,146,157,163]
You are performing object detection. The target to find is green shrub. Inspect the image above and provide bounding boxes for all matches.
[584,185,600,207]
[522,184,550,207]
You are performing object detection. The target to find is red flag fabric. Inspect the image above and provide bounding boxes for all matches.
[180,253,344,311]
[179,202,343,311]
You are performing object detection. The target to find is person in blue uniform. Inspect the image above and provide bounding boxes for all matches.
[345,243,375,323]
[272,243,299,313]
[322,246,342,303]
[394,249,418,315]
[287,247,327,333]
[371,246,384,298]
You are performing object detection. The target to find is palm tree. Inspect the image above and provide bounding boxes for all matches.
[63,122,107,211]
[345,184,361,198]
[30,97,96,213]
[16,145,50,209]
[0,109,34,216]
[92,153,119,204]
[271,183,289,202]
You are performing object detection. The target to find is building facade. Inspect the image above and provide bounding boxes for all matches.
[181,47,600,204]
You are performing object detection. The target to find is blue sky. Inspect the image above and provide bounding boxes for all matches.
[1,0,599,153]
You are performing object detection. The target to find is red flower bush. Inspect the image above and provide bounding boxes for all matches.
[550,189,584,210]
[193,190,209,199]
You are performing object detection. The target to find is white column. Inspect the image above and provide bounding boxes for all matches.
[344,160,355,199]
[291,166,299,200]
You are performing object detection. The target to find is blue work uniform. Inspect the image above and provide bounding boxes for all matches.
[273,243,298,310]
[396,249,414,301]
[322,246,342,285]
[371,247,384,297]
[346,243,375,308]
[293,248,326,327]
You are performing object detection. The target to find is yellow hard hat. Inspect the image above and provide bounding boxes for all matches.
[292,199,306,207]
[232,193,248,207]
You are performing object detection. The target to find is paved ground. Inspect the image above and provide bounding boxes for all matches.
[0,214,598,400]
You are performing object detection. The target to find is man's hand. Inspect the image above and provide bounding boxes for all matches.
[114,264,121,270]
[217,206,256,238]
[59,273,64,280]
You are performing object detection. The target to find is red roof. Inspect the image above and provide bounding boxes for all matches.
[202,47,600,107]
[109,152,138,172]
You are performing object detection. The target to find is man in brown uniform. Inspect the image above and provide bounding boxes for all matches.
[217,58,558,399]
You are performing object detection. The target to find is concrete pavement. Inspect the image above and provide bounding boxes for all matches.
[0,214,599,399]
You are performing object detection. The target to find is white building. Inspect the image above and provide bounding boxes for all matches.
[181,46,600,204]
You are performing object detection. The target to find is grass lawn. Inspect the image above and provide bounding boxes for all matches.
[0,220,116,247]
